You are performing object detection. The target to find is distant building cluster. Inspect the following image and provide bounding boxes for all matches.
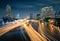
[40,6,55,20]
[0,4,60,25]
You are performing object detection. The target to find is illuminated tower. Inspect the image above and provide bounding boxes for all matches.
[16,13,20,19]
[6,4,11,17]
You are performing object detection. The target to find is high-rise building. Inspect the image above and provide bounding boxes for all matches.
[56,11,60,18]
[6,4,11,17]
[30,13,33,19]
[16,13,20,19]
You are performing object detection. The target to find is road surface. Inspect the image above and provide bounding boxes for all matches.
[0,20,60,41]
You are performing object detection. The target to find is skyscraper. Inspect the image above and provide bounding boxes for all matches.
[6,4,11,17]
[30,13,33,19]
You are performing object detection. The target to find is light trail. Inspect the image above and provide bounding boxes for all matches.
[38,20,58,41]
[38,22,50,41]
[29,24,47,41]
[49,24,54,34]
[0,20,26,36]
[24,24,42,41]
[22,22,47,41]
[0,20,51,41]
[0,22,22,36]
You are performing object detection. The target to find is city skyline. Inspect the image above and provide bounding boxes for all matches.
[0,0,60,18]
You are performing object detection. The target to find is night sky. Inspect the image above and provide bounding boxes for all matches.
[0,0,60,18]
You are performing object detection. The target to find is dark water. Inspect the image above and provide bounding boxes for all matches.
[0,27,31,41]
